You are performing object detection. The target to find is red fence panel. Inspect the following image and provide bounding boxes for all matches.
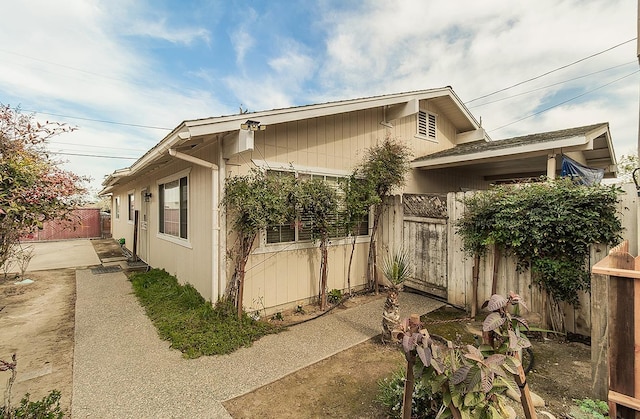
[22,208,106,241]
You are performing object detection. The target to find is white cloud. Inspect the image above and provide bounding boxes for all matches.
[230,8,258,65]
[127,19,211,45]
[1,0,637,193]
[0,0,230,193]
[225,39,316,111]
[314,0,638,158]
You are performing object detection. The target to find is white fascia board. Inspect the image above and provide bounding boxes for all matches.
[108,88,480,183]
[586,124,616,164]
[101,168,131,187]
[185,88,472,138]
[411,135,588,169]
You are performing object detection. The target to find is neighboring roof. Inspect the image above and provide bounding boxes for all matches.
[411,122,617,180]
[100,87,482,194]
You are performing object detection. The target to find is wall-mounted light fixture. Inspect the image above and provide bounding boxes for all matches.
[144,192,152,202]
[240,120,266,131]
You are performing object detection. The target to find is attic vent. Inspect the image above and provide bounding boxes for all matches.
[418,110,437,141]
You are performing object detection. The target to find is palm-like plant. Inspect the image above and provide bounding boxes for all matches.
[381,249,412,343]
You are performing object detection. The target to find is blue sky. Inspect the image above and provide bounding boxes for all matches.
[1,0,638,195]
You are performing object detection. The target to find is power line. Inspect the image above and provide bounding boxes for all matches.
[50,146,140,157]
[15,107,172,131]
[465,37,637,104]
[0,48,135,84]
[488,69,640,133]
[48,151,138,160]
[49,140,148,152]
[469,60,638,109]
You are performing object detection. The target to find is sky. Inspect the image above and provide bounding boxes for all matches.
[1,0,638,196]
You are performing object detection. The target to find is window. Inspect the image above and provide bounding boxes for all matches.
[266,170,369,244]
[127,193,135,221]
[159,176,188,239]
[114,196,120,220]
[417,110,437,141]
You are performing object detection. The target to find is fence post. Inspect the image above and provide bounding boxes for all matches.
[591,271,609,400]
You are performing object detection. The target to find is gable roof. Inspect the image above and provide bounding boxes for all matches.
[100,87,482,193]
[411,122,617,180]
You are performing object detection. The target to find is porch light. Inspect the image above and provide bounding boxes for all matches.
[240,120,266,131]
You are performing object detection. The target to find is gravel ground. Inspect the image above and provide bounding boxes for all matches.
[71,269,442,418]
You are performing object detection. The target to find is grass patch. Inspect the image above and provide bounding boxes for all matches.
[130,269,283,358]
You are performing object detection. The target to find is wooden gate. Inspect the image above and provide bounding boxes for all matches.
[402,194,448,298]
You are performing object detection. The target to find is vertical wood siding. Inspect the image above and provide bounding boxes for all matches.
[109,98,490,315]
[110,142,219,301]
[446,185,637,336]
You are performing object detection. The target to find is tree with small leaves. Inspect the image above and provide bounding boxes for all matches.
[341,173,376,294]
[456,179,622,331]
[353,138,411,293]
[223,169,295,317]
[0,105,87,275]
[294,177,339,310]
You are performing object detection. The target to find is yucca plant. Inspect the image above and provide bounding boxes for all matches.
[381,249,412,343]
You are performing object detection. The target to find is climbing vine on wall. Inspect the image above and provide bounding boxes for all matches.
[456,178,622,305]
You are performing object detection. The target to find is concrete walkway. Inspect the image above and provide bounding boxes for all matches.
[72,269,443,418]
[7,239,101,273]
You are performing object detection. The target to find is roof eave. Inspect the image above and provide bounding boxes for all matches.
[411,134,589,169]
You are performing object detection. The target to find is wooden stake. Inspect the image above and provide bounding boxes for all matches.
[492,246,500,295]
[514,364,537,419]
[471,253,480,319]
[402,354,415,419]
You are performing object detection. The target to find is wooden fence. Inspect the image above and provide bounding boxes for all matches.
[379,183,637,337]
[591,241,640,415]
[22,208,106,241]
[446,183,637,336]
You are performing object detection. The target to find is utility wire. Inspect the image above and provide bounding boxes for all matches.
[465,37,637,104]
[469,60,638,109]
[49,140,148,152]
[0,48,134,84]
[48,151,138,159]
[14,107,172,131]
[488,69,640,133]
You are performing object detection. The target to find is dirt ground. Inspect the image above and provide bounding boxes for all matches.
[0,239,593,418]
[0,239,121,415]
[0,268,76,414]
[225,306,593,419]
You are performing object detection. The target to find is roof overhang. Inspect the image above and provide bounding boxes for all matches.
[100,87,483,195]
[411,123,617,181]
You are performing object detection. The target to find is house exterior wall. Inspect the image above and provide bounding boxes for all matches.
[108,97,479,314]
[110,142,219,301]
[224,100,471,313]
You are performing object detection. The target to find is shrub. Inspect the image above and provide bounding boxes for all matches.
[573,398,609,419]
[327,289,342,305]
[1,390,65,419]
[377,369,439,419]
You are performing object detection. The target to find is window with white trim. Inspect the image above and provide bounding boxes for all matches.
[159,176,188,239]
[265,170,369,244]
[114,196,120,220]
[417,110,437,141]
[127,193,135,221]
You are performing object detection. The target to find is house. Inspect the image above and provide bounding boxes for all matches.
[100,88,617,314]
